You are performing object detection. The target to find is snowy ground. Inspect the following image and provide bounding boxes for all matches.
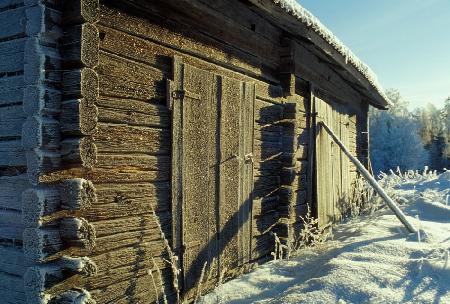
[200,170,450,304]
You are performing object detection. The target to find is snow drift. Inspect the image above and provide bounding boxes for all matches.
[200,170,450,304]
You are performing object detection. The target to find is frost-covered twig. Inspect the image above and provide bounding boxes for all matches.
[194,262,208,303]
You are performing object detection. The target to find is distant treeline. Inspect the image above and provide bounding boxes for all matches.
[370,89,450,174]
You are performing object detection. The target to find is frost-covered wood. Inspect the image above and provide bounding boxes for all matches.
[63,68,99,101]
[0,0,383,302]
[62,23,99,68]
[61,99,98,136]
[61,137,97,169]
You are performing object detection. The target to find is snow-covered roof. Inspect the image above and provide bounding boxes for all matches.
[273,0,391,107]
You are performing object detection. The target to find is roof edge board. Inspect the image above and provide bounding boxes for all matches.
[248,0,391,108]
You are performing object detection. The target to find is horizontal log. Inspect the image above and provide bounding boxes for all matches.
[93,123,170,154]
[0,139,26,166]
[48,289,95,304]
[254,141,282,162]
[254,129,282,143]
[0,209,23,227]
[23,227,62,263]
[89,269,169,304]
[280,161,308,185]
[251,233,274,260]
[25,5,62,39]
[23,217,96,263]
[196,0,281,44]
[254,175,280,199]
[24,257,97,298]
[0,76,24,106]
[0,39,25,74]
[91,227,166,257]
[96,51,166,101]
[63,68,98,101]
[61,99,98,136]
[16,179,98,225]
[43,246,172,299]
[97,23,172,72]
[0,104,25,137]
[60,178,97,211]
[24,37,61,86]
[22,187,60,227]
[60,137,97,169]
[0,272,25,298]
[83,183,170,220]
[252,196,279,217]
[23,85,60,115]
[96,153,170,171]
[97,14,284,99]
[254,99,283,123]
[98,9,264,81]
[60,217,96,250]
[26,150,61,185]
[90,242,168,275]
[0,174,30,211]
[163,0,280,65]
[39,166,170,184]
[254,158,281,172]
[278,203,308,221]
[254,123,283,133]
[0,6,28,40]
[282,132,309,150]
[253,209,279,233]
[279,186,308,206]
[253,165,282,177]
[91,212,170,238]
[62,23,99,68]
[97,101,170,128]
[22,116,60,149]
[0,245,26,276]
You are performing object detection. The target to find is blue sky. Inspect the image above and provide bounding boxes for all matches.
[299,0,450,109]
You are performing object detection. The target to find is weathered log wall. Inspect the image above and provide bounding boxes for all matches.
[89,4,290,302]
[0,0,373,303]
[0,0,101,303]
[0,1,61,302]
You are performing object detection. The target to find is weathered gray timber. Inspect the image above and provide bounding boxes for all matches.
[0,0,389,303]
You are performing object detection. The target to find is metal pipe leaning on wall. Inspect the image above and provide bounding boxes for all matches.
[318,121,417,233]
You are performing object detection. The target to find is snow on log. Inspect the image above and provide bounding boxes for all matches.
[59,178,97,210]
[22,187,61,227]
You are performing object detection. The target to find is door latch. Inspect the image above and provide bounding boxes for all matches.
[172,90,185,100]
[244,153,254,164]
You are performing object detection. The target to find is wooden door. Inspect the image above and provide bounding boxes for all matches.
[219,76,255,272]
[170,58,255,292]
[314,96,337,228]
[314,96,353,228]
[170,59,217,291]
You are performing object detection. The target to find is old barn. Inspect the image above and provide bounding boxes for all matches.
[0,0,390,303]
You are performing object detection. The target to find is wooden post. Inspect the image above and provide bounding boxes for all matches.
[319,121,417,233]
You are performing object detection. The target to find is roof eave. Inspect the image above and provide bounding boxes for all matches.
[248,0,391,109]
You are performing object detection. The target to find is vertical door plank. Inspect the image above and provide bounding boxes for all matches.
[219,76,242,273]
[170,56,184,255]
[206,75,222,279]
[180,63,215,290]
[239,81,255,265]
